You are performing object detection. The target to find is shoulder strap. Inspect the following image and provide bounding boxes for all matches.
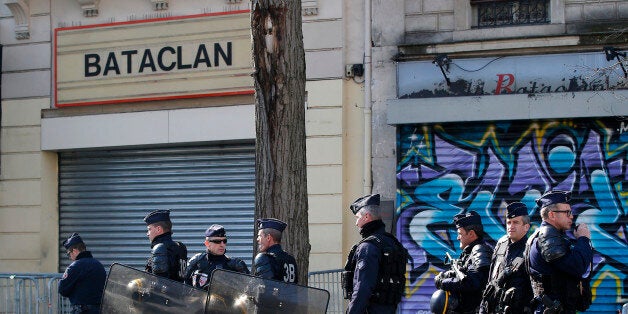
[524,229,540,276]
[371,232,413,264]
[363,234,383,248]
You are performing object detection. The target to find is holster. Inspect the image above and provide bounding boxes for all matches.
[540,295,562,314]
[341,270,353,299]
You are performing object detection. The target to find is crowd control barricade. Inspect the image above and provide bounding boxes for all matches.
[308,269,344,313]
[1,268,343,313]
[0,273,71,313]
[208,269,330,313]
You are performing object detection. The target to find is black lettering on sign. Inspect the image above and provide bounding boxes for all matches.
[103,52,121,76]
[84,54,101,77]
[158,46,176,71]
[82,42,233,78]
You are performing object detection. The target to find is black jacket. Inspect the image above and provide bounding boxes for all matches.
[440,238,493,313]
[184,251,249,289]
[58,251,107,311]
[146,232,187,281]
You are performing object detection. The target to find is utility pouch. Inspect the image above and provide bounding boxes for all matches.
[341,270,354,299]
[541,295,562,314]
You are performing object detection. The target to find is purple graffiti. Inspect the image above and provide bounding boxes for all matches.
[397,121,627,313]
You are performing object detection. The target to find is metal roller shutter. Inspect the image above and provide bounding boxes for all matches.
[58,143,256,272]
[396,117,627,313]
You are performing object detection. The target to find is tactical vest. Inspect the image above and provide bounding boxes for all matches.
[524,229,592,312]
[481,236,531,314]
[343,232,408,304]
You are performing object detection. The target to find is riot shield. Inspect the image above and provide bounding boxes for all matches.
[101,263,207,314]
[206,269,330,314]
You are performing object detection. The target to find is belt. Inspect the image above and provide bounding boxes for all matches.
[71,304,99,313]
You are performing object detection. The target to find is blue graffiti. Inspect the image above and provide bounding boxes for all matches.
[396,119,628,313]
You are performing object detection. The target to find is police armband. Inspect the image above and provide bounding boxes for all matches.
[192,270,210,288]
[538,225,567,262]
[151,243,170,274]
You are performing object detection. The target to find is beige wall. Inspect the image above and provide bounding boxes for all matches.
[0,0,56,272]
[306,80,344,270]
[0,98,58,272]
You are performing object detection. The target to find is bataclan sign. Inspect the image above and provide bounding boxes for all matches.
[54,11,253,107]
[84,43,233,77]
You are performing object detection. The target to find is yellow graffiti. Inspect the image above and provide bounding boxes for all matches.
[591,269,624,304]
[401,126,435,166]
[406,265,441,296]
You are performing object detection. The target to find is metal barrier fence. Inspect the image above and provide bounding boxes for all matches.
[1,269,343,313]
[0,273,71,314]
[308,268,345,313]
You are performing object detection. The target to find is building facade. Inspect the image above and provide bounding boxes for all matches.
[3,0,627,312]
[370,0,628,312]
[0,0,370,279]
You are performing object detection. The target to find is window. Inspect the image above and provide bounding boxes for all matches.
[472,0,550,28]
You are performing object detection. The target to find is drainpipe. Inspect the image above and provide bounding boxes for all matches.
[363,0,372,195]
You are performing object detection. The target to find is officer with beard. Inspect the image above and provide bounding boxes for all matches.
[525,191,593,314]
[184,224,249,290]
[434,211,493,313]
[480,202,533,313]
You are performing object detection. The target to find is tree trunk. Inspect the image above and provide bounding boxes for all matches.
[251,0,310,284]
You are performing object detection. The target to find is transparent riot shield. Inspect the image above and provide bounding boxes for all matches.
[101,263,207,314]
[206,269,330,314]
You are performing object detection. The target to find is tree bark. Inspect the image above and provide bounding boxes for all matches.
[251,0,310,284]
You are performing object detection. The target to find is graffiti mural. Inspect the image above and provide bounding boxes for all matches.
[396,118,628,313]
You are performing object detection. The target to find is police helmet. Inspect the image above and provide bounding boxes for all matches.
[430,289,458,314]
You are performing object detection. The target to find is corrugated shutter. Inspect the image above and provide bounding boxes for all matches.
[58,143,255,272]
[396,117,627,313]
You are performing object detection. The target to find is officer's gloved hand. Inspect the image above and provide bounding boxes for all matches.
[434,272,444,289]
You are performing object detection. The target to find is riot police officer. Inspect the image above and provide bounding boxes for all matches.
[254,218,298,283]
[58,233,106,314]
[480,202,533,314]
[434,211,493,313]
[525,190,593,314]
[184,224,249,289]
[343,194,408,314]
[144,209,188,282]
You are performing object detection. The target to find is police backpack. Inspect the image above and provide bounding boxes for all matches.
[343,232,409,304]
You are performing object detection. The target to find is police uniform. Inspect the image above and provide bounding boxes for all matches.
[253,218,299,283]
[344,194,408,314]
[184,224,249,289]
[144,209,188,282]
[58,233,107,314]
[525,191,593,314]
[479,202,533,314]
[435,211,493,313]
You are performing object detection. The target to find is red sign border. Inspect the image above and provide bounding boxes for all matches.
[53,10,254,108]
